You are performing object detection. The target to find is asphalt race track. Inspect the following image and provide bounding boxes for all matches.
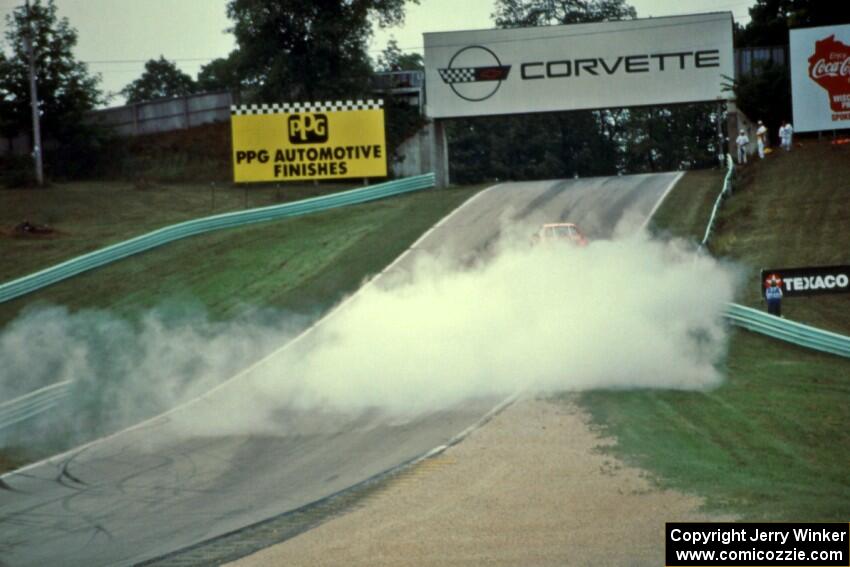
[0,172,680,566]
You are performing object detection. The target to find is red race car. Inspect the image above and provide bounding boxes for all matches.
[532,223,588,247]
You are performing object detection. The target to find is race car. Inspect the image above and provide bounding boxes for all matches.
[532,223,588,247]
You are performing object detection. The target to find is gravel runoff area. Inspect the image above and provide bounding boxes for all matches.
[228,398,730,566]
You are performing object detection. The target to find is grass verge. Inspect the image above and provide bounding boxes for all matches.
[578,141,850,521]
[648,168,723,241]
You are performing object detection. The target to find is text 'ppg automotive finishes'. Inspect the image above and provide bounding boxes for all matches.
[231,100,387,182]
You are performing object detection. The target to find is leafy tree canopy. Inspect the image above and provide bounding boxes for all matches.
[0,0,102,140]
[736,0,850,47]
[121,56,197,103]
[225,0,417,102]
[375,38,423,72]
[493,0,636,27]
[197,51,244,92]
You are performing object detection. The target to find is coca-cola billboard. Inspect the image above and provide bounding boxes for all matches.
[791,24,850,132]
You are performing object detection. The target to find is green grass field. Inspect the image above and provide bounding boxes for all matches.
[0,180,353,282]
[579,139,850,521]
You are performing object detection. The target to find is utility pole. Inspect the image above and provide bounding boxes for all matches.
[24,0,44,186]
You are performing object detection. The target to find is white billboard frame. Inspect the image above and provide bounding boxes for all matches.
[790,23,850,133]
[424,13,735,120]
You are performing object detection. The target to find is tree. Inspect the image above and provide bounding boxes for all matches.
[617,105,719,172]
[375,38,423,72]
[0,0,102,143]
[726,61,792,138]
[493,0,636,27]
[225,0,417,102]
[197,51,244,92]
[736,0,850,47]
[121,56,196,103]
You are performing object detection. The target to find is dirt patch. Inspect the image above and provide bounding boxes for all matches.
[227,397,730,566]
[8,220,61,239]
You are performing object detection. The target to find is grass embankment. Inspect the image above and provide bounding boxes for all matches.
[647,168,722,241]
[0,181,485,472]
[0,181,482,327]
[580,140,850,521]
[712,142,850,333]
[1,180,351,282]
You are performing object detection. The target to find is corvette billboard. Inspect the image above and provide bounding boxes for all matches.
[424,13,734,119]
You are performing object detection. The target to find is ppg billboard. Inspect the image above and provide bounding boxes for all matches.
[424,13,734,119]
[230,100,387,183]
[790,23,850,133]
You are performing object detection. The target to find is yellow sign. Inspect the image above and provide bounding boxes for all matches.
[230,100,387,182]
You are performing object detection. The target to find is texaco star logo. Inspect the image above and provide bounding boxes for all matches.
[764,273,784,288]
[438,45,512,102]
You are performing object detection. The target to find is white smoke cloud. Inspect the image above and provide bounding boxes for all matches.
[234,227,742,421]
[0,305,303,446]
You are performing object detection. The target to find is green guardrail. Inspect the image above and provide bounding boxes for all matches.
[0,173,436,304]
[724,303,850,358]
[0,380,72,432]
[699,153,735,251]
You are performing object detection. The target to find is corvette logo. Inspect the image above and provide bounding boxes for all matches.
[438,45,511,102]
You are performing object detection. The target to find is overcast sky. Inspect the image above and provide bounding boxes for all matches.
[0,0,753,107]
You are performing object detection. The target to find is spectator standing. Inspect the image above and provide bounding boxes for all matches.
[735,129,750,164]
[780,121,794,151]
[765,278,783,316]
[756,120,768,159]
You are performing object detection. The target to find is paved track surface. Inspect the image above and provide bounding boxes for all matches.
[0,173,679,566]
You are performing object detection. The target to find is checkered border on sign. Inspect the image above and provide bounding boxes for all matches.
[231,99,383,115]
[438,68,475,84]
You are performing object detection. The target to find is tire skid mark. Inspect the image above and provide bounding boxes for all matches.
[56,450,89,489]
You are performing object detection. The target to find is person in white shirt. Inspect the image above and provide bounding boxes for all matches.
[756,120,768,159]
[779,120,794,151]
[735,129,750,164]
